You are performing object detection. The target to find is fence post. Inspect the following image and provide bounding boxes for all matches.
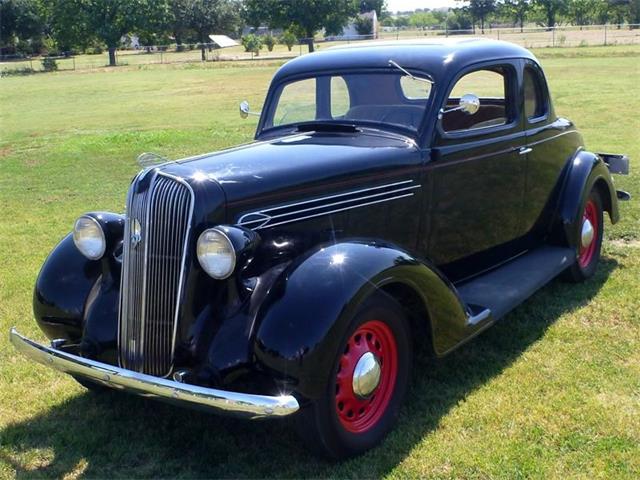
[29,57,33,70]
[73,56,76,70]
[160,50,163,64]
[604,24,607,46]
[552,27,555,47]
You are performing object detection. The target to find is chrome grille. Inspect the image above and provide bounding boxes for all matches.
[118,172,194,377]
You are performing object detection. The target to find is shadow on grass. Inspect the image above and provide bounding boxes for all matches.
[0,259,617,479]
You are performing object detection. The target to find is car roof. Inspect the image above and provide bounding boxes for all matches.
[272,38,537,84]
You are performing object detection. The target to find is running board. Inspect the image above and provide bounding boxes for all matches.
[457,246,576,324]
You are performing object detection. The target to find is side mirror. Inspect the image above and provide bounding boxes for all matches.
[440,93,481,117]
[239,100,251,119]
[458,94,480,115]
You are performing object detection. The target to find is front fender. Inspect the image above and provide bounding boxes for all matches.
[556,150,619,248]
[252,241,468,400]
[33,212,124,362]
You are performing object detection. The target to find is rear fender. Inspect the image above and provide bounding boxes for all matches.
[555,150,619,249]
[252,241,468,400]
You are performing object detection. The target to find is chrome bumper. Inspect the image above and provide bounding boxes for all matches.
[10,328,299,419]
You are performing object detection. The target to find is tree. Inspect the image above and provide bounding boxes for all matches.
[354,15,373,35]
[409,11,438,30]
[46,0,171,66]
[532,0,568,28]
[357,0,386,17]
[168,0,192,46]
[0,0,45,52]
[500,0,531,32]
[188,0,239,61]
[241,33,262,55]
[279,29,297,51]
[244,0,358,52]
[567,0,600,25]
[464,0,496,33]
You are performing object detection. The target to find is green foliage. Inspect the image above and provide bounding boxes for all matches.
[357,0,386,17]
[241,33,262,55]
[354,16,373,35]
[499,0,532,30]
[279,29,298,51]
[408,11,438,30]
[263,34,276,52]
[41,56,57,71]
[243,0,358,52]
[0,0,45,52]
[532,0,568,27]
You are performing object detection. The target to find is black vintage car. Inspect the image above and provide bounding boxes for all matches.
[11,39,630,458]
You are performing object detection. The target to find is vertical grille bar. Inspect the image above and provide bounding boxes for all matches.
[118,172,194,377]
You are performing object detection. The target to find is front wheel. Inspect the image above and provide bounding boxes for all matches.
[294,293,411,459]
[563,187,604,283]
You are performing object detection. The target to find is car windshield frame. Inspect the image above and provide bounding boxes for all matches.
[257,68,436,139]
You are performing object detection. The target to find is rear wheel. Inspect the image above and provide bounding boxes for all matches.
[294,293,411,459]
[563,188,604,282]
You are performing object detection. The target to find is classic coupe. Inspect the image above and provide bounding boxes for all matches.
[11,39,630,458]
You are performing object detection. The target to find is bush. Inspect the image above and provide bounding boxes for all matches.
[41,57,58,72]
[241,34,263,56]
[263,34,276,52]
[355,16,373,36]
[280,30,297,51]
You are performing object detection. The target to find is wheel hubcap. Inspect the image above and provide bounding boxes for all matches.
[581,218,594,248]
[335,320,398,433]
[352,352,381,399]
[578,199,599,269]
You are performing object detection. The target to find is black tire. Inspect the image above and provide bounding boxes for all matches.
[294,293,412,460]
[562,187,604,283]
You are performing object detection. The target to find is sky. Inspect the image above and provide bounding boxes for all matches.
[386,0,460,13]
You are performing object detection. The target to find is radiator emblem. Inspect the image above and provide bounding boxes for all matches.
[131,218,142,249]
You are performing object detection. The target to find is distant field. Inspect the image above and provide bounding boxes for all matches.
[2,26,639,74]
[0,46,638,478]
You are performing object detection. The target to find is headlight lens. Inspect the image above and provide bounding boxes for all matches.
[197,229,236,279]
[73,216,106,260]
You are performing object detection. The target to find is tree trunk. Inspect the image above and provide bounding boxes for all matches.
[201,46,206,61]
[108,47,116,66]
[305,30,314,53]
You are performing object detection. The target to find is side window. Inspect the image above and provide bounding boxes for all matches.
[331,76,350,118]
[400,75,432,100]
[524,66,548,121]
[273,78,316,126]
[443,68,511,133]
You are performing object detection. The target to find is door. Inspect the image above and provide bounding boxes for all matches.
[427,63,528,280]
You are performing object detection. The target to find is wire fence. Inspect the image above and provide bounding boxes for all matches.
[2,24,639,76]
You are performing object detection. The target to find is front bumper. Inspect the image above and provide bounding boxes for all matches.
[10,328,299,419]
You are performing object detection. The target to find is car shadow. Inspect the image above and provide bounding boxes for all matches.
[0,258,617,478]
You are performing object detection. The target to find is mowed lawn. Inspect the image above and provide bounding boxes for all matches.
[0,46,638,479]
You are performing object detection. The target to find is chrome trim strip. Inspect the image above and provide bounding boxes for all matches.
[10,328,299,419]
[263,192,417,229]
[238,180,420,230]
[467,308,492,326]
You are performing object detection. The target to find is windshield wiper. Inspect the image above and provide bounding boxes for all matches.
[388,59,434,85]
[296,122,360,133]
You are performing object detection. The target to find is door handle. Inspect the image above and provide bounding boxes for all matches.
[519,147,533,155]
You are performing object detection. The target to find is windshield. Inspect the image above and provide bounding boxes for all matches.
[264,71,433,134]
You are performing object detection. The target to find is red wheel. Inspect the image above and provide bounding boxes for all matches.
[563,188,604,282]
[294,294,411,459]
[335,320,398,433]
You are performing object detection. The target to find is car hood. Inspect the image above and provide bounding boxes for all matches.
[160,130,422,223]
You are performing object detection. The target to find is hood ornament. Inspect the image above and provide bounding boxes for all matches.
[137,152,170,168]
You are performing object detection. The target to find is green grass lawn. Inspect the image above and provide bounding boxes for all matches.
[0,46,638,479]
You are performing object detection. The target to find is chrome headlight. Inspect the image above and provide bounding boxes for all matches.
[73,216,106,260]
[197,228,236,279]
